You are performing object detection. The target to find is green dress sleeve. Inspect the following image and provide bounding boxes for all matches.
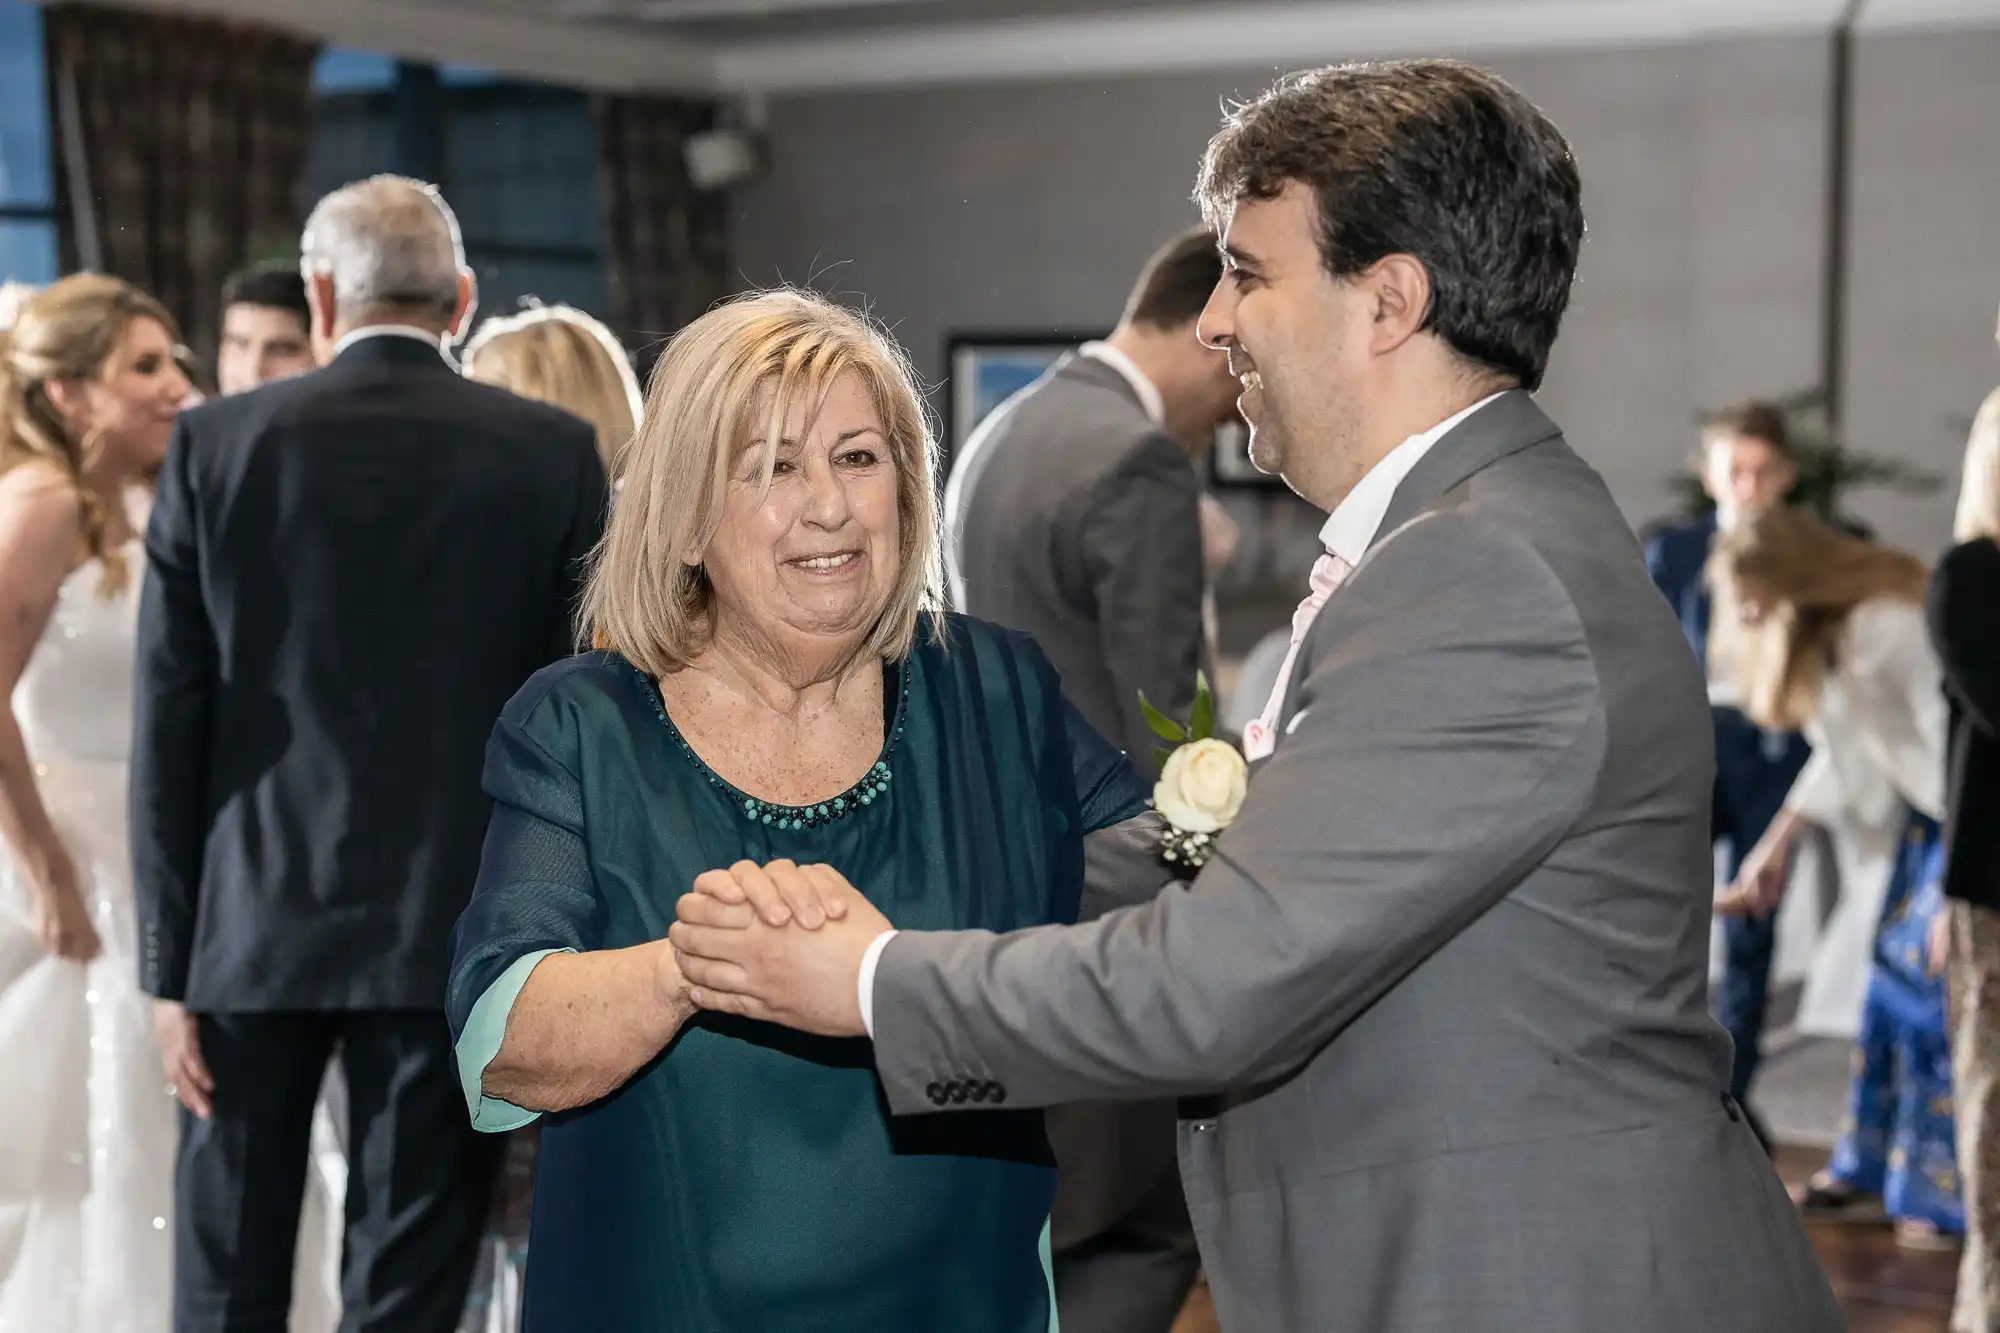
[446,669,606,1127]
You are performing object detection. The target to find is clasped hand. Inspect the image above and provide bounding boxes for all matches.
[669,859,891,1038]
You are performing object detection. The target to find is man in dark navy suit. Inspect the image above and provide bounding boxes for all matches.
[1644,399,1809,1148]
[133,175,608,1332]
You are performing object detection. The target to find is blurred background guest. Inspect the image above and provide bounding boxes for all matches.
[130,175,606,1333]
[940,226,1238,1333]
[215,261,316,397]
[463,302,643,482]
[0,273,189,1332]
[1713,505,1959,1251]
[1929,373,2000,1328]
[1645,401,1812,1148]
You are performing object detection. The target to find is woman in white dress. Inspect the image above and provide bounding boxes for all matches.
[0,274,189,1332]
[1712,503,1958,1247]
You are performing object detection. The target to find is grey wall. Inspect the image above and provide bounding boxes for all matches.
[731,25,1996,555]
[1842,27,2000,553]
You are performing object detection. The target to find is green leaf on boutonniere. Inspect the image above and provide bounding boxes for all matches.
[1190,671,1215,742]
[1152,744,1175,777]
[1139,691,1187,744]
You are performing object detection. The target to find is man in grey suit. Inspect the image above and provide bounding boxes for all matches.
[942,228,1240,1333]
[672,60,1840,1331]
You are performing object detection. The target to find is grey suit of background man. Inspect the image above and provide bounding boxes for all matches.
[670,61,1843,1333]
[942,229,1241,1333]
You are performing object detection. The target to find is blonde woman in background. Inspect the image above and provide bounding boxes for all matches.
[464,302,642,480]
[0,274,189,1332]
[1712,505,1960,1249]
[455,300,642,1331]
[1928,381,2000,1328]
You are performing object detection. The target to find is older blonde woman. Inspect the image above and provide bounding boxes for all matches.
[462,303,642,477]
[444,288,1154,1330]
[1929,383,2000,1325]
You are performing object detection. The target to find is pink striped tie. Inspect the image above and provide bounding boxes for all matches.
[1242,551,1352,760]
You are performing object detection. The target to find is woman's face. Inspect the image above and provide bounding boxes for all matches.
[698,370,902,662]
[53,316,188,475]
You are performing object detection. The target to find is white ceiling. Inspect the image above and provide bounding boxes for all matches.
[62,0,2000,96]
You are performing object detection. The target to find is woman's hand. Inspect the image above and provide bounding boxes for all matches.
[654,936,696,1028]
[691,859,854,931]
[30,843,100,961]
[1929,907,1953,978]
[1716,819,1796,918]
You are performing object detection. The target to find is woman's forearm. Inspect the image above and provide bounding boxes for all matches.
[1764,804,1808,855]
[0,709,68,892]
[480,941,692,1113]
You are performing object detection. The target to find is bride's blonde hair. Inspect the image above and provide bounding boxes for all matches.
[0,274,180,594]
[1709,504,1928,731]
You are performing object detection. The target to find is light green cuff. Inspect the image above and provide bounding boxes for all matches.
[455,947,572,1132]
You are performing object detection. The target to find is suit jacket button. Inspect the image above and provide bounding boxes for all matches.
[948,1081,969,1104]
[926,1082,946,1106]
[968,1083,988,1104]
[985,1081,1005,1104]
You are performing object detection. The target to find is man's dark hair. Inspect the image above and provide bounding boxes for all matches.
[1122,226,1223,330]
[1702,399,1795,458]
[221,260,309,328]
[1195,60,1584,392]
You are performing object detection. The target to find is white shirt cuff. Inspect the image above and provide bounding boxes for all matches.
[857,929,898,1039]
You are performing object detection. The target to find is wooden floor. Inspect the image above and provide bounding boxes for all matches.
[1165,1143,1960,1333]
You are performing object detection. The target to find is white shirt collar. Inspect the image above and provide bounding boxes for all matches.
[1318,392,1508,565]
[1078,341,1165,428]
[330,324,451,361]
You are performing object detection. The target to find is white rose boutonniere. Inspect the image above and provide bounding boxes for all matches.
[1139,672,1248,870]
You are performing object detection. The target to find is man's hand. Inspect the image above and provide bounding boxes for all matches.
[670,863,888,1037]
[153,1000,214,1119]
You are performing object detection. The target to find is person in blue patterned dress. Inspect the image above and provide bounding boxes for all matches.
[445,288,1164,1330]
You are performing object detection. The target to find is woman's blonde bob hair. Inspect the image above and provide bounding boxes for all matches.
[1708,504,1928,732]
[580,287,944,677]
[1954,386,2000,544]
[462,302,643,477]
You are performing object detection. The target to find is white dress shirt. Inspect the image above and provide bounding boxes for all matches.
[330,324,451,362]
[1077,340,1166,427]
[860,389,1509,1037]
[1318,392,1506,566]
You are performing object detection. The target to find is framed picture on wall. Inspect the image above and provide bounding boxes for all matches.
[943,330,1285,490]
[945,332,1105,453]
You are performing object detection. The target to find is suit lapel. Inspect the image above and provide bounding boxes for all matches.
[1273,390,1563,731]
[1370,390,1561,550]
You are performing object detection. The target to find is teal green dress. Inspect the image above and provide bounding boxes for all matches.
[445,614,1150,1331]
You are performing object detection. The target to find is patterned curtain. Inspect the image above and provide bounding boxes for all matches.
[592,93,728,370]
[43,4,318,370]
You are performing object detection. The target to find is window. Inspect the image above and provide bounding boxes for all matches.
[308,49,607,321]
[0,0,57,286]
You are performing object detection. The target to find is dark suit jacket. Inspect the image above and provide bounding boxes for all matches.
[131,333,608,1012]
[1928,537,2000,910]
[1642,512,1718,666]
[946,353,1206,764]
[942,351,1204,1249]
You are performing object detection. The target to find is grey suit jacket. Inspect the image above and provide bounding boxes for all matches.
[877,392,1840,1331]
[945,352,1205,1250]
[947,353,1207,765]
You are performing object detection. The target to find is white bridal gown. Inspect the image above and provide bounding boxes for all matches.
[0,545,341,1333]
